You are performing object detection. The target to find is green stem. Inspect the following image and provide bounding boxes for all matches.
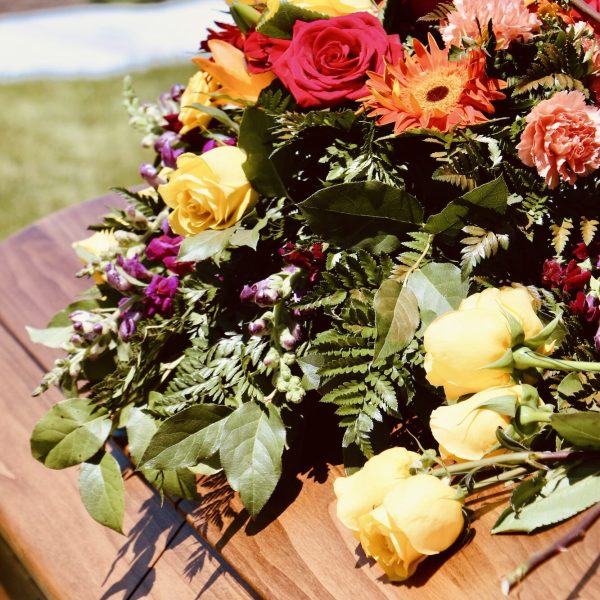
[431,450,597,478]
[570,0,600,24]
[468,466,530,492]
[513,347,600,374]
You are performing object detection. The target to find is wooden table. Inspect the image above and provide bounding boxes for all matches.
[0,195,598,600]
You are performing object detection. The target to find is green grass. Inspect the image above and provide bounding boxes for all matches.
[0,63,193,240]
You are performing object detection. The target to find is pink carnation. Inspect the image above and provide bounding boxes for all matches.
[516,91,600,189]
[441,0,540,50]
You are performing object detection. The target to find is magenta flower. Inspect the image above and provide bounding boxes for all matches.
[144,274,179,317]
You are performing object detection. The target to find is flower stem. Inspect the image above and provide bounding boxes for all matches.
[513,347,600,374]
[501,501,600,596]
[570,0,600,24]
[431,450,598,478]
[468,466,530,492]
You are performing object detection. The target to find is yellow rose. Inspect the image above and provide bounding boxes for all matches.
[430,385,527,462]
[423,308,513,401]
[357,475,464,581]
[158,146,257,237]
[178,71,220,135]
[72,231,118,284]
[460,286,543,341]
[266,0,376,17]
[334,447,420,531]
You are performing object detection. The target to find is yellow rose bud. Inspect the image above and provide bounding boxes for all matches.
[266,0,376,17]
[430,385,527,462]
[423,308,513,401]
[72,230,118,284]
[158,146,258,237]
[334,447,420,531]
[459,286,543,341]
[178,71,220,135]
[357,475,464,581]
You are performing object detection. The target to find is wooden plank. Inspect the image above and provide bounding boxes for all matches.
[131,526,259,600]
[182,467,600,600]
[0,326,180,599]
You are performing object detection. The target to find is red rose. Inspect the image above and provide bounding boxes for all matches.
[244,31,291,74]
[272,13,402,108]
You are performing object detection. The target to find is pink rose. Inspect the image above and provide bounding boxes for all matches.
[244,31,291,74]
[272,12,402,108]
[516,90,600,189]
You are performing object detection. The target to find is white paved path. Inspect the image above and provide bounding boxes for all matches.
[0,0,225,80]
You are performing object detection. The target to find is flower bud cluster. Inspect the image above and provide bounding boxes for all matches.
[240,266,301,307]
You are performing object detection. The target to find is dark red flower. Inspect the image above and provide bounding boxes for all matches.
[572,243,590,261]
[244,31,290,74]
[569,291,600,322]
[279,242,325,283]
[200,22,246,52]
[563,260,592,293]
[541,259,564,288]
[272,13,402,108]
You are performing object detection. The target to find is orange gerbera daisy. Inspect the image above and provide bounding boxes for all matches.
[363,34,507,134]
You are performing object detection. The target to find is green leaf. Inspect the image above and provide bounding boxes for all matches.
[79,453,125,534]
[229,215,269,251]
[492,463,600,533]
[126,407,158,465]
[220,402,286,517]
[141,467,199,501]
[373,280,419,362]
[178,228,236,262]
[238,106,288,197]
[299,181,423,254]
[26,325,72,349]
[189,102,239,133]
[425,176,509,236]
[405,262,469,329]
[297,354,326,390]
[557,373,584,397]
[140,404,231,470]
[551,412,600,450]
[31,398,111,469]
[257,1,326,38]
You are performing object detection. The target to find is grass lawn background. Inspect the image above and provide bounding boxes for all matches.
[0,63,192,239]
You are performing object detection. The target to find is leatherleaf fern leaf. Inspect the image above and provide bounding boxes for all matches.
[297,250,414,458]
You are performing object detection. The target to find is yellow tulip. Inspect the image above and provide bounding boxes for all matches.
[357,475,464,581]
[158,146,257,236]
[333,447,420,531]
[430,385,526,461]
[193,40,275,105]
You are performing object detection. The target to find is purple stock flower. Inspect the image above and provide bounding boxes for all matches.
[201,137,237,154]
[280,323,302,351]
[105,263,132,292]
[117,255,153,283]
[154,131,184,168]
[248,318,269,336]
[119,307,142,341]
[146,233,194,275]
[144,274,179,317]
[139,163,165,189]
[595,325,600,353]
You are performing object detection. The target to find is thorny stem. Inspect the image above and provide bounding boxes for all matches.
[468,466,530,492]
[570,0,600,24]
[500,501,600,596]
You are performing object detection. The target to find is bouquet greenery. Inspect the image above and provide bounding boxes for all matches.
[29,0,600,590]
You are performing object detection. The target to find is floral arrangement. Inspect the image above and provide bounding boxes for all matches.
[29,0,600,593]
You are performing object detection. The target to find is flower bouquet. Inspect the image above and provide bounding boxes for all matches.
[29,0,600,592]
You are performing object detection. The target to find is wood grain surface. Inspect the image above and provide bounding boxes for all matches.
[0,195,598,600]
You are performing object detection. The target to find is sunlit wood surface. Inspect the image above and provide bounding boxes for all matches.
[0,195,598,599]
